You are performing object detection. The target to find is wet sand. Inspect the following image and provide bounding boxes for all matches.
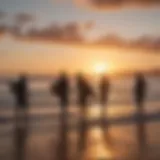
[0,105,160,160]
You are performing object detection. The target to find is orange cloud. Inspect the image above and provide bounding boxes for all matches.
[0,11,159,52]
[74,0,160,10]
[22,22,84,43]
[0,11,91,42]
[0,22,160,52]
[94,34,160,52]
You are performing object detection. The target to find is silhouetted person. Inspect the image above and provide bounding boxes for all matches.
[99,75,110,130]
[76,74,94,156]
[13,75,29,160]
[134,74,147,159]
[10,74,29,126]
[76,74,94,107]
[51,72,69,160]
[99,75,110,106]
[134,73,146,111]
[11,75,28,108]
[51,72,69,109]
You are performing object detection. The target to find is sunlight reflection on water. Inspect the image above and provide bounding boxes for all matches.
[84,126,114,160]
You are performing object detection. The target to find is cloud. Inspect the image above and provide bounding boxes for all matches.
[0,22,160,52]
[0,11,159,52]
[75,0,160,10]
[94,34,126,46]
[14,25,160,51]
[94,34,160,51]
[0,14,94,42]
[14,22,85,43]
[131,36,160,51]
[0,11,6,19]
[14,13,35,25]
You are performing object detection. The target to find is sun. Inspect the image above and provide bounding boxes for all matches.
[94,63,108,74]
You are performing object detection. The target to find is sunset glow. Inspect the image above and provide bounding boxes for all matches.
[94,63,108,74]
[0,0,159,75]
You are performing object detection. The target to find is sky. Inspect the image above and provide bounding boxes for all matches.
[0,0,160,75]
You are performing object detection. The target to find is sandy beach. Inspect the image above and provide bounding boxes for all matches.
[0,103,160,160]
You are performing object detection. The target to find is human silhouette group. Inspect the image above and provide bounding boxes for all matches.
[10,72,146,112]
[10,72,147,160]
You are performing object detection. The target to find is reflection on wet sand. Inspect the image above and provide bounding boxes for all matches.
[136,108,147,160]
[55,109,69,160]
[14,109,29,160]
[10,105,159,160]
[83,127,114,160]
[78,106,114,160]
[52,106,115,160]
